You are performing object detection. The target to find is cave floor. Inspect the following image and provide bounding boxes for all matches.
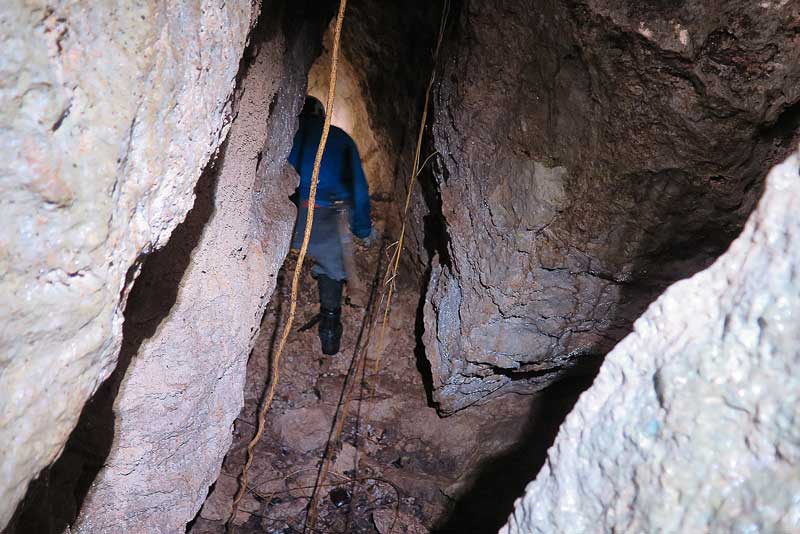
[190,233,587,534]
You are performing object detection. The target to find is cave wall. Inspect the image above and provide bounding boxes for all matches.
[69,5,327,531]
[422,0,800,413]
[339,0,439,270]
[0,1,261,527]
[504,148,800,533]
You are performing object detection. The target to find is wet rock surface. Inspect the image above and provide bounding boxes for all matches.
[504,151,800,533]
[190,241,587,534]
[422,0,800,413]
[0,1,260,527]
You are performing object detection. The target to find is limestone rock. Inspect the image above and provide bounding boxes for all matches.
[69,10,327,533]
[422,0,800,413]
[502,151,800,533]
[0,1,260,527]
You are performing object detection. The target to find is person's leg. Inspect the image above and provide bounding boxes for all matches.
[302,206,347,355]
[317,273,343,355]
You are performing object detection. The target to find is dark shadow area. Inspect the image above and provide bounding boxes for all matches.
[2,147,223,534]
[759,94,800,141]
[432,369,600,534]
[413,266,437,407]
[339,0,444,275]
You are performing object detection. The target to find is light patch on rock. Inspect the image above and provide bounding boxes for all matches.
[637,22,654,39]
[333,442,359,476]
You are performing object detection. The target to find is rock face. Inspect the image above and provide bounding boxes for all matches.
[0,1,260,527]
[66,7,328,533]
[503,150,800,533]
[339,0,439,262]
[422,0,800,413]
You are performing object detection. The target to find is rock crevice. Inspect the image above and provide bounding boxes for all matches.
[68,5,328,532]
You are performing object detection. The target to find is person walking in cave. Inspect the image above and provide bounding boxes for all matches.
[288,96,377,355]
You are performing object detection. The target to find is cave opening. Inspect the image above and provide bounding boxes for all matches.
[2,0,798,533]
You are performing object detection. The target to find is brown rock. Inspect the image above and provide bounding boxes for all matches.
[276,408,332,454]
[421,0,800,413]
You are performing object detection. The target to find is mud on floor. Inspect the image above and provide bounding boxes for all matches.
[189,238,591,534]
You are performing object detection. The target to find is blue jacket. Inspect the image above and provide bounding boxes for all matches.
[288,116,372,238]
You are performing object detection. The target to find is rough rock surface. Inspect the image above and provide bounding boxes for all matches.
[339,0,439,261]
[423,0,800,413]
[503,150,800,533]
[67,8,327,533]
[0,1,259,527]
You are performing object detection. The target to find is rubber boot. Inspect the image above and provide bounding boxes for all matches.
[319,308,343,355]
[317,275,344,355]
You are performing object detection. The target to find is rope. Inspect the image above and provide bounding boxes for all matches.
[240,472,402,534]
[304,2,450,531]
[226,0,349,529]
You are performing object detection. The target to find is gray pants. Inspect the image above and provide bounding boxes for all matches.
[292,205,346,281]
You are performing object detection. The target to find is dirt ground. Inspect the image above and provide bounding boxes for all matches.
[189,235,591,534]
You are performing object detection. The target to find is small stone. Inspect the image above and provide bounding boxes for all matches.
[329,487,351,509]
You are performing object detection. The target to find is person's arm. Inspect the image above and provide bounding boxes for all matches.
[348,139,372,238]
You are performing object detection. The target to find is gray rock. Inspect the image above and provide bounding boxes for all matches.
[71,10,326,533]
[503,150,800,533]
[422,0,800,413]
[0,1,259,527]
